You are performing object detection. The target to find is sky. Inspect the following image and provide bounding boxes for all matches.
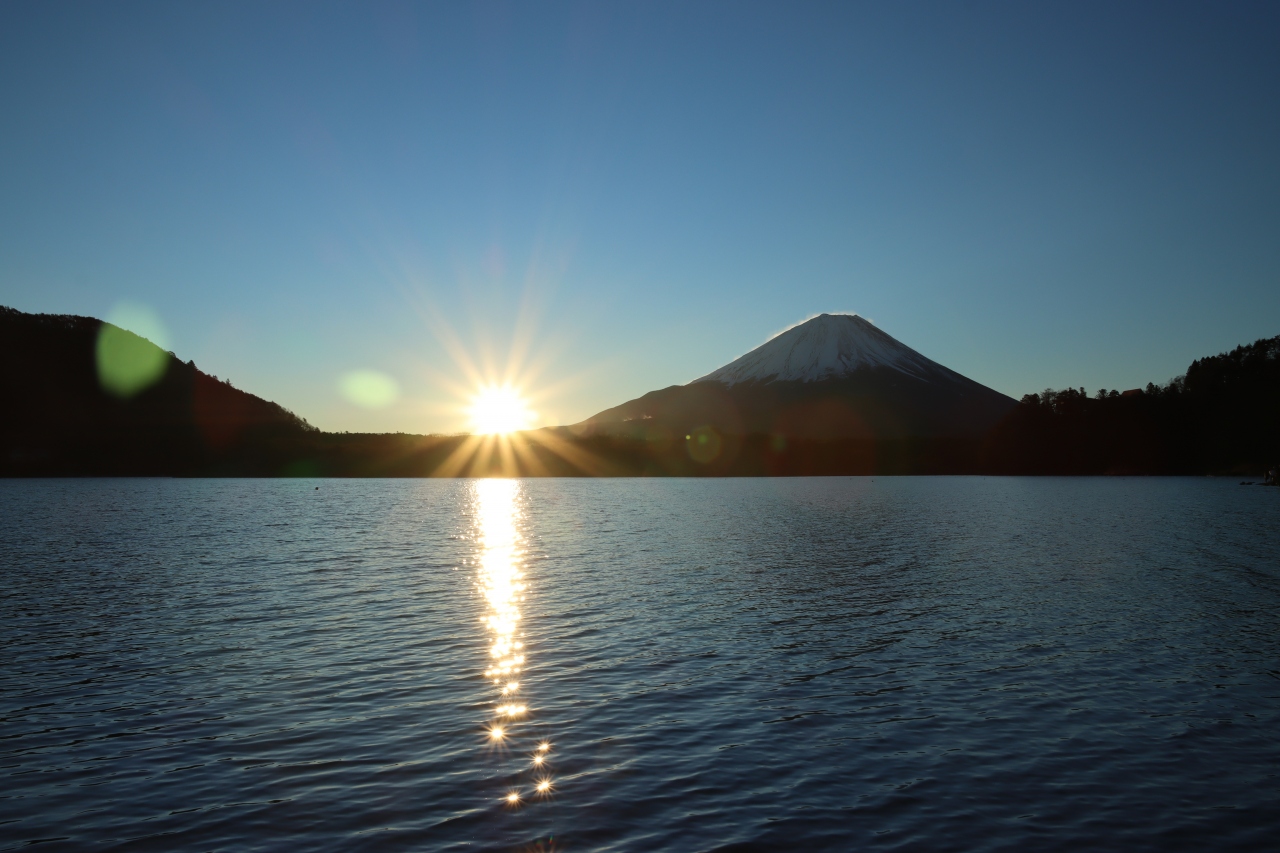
[2,1,1278,434]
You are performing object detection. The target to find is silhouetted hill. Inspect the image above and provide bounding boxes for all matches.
[1,306,315,475]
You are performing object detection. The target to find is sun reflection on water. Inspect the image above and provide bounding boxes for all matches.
[474,478,555,805]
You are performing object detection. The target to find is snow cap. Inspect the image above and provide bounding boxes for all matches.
[695,313,941,385]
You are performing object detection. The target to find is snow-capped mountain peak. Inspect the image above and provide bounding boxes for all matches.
[695,313,942,386]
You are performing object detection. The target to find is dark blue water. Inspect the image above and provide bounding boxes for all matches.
[2,477,1278,851]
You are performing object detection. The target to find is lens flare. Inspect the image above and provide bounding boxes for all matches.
[338,369,399,408]
[96,303,171,399]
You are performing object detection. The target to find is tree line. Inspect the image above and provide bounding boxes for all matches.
[983,334,1280,474]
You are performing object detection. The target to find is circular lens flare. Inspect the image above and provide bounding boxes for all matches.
[470,385,534,435]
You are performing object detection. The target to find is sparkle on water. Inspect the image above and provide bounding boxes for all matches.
[475,478,558,807]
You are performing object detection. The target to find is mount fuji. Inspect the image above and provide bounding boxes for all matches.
[577,313,1016,440]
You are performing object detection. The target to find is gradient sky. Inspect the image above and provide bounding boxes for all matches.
[2,1,1277,433]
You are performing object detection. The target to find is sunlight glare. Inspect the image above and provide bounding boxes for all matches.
[473,479,563,806]
[470,385,534,435]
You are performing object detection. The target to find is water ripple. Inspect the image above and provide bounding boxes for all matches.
[1,477,1278,851]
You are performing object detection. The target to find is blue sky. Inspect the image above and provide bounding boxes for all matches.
[2,1,1277,433]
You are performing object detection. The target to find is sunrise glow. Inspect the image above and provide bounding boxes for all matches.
[469,385,534,435]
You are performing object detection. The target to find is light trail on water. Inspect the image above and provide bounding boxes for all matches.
[473,478,555,807]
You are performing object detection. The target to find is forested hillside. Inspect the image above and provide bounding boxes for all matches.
[985,335,1280,474]
[1,306,315,475]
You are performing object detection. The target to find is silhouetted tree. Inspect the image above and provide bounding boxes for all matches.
[985,335,1279,474]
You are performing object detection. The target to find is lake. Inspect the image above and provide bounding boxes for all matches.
[2,477,1278,852]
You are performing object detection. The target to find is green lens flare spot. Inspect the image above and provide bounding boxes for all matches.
[339,370,400,408]
[686,425,723,464]
[96,309,170,398]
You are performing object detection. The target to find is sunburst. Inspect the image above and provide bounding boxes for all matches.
[470,385,534,435]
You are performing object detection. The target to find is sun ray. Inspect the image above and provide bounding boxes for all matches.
[432,434,486,478]
[520,428,614,476]
[505,432,552,478]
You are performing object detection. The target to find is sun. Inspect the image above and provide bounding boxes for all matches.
[469,385,534,435]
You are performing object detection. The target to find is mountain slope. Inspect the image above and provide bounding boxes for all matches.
[579,314,1015,440]
[0,305,315,474]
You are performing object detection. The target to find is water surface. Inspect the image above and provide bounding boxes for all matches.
[2,477,1278,851]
